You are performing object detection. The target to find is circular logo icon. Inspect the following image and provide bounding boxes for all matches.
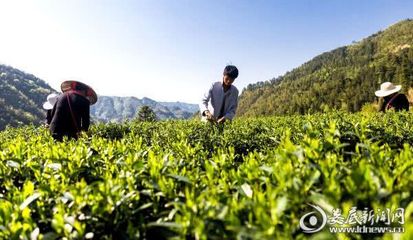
[299,204,327,233]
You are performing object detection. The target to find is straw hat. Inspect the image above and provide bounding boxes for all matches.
[43,93,60,110]
[375,82,402,97]
[61,80,98,105]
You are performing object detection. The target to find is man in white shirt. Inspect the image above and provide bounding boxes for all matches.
[200,65,239,123]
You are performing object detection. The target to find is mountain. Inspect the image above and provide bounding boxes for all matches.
[0,64,198,129]
[237,19,413,116]
[90,96,198,122]
[159,101,199,113]
[0,65,54,130]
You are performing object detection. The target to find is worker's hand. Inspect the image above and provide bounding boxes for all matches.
[204,110,215,121]
[78,131,88,138]
[217,117,226,124]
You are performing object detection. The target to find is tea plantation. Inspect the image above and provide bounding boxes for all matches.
[1,112,413,239]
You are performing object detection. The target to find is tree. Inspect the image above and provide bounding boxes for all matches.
[137,105,157,122]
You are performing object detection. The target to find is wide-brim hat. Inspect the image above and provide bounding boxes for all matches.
[61,80,97,105]
[375,82,402,97]
[43,93,60,110]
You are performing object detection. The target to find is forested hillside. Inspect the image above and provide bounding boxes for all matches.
[238,19,413,116]
[0,65,54,129]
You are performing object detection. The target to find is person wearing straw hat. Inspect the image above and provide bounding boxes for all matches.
[49,80,97,141]
[375,82,409,112]
[43,93,60,126]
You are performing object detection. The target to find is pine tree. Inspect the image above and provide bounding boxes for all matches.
[137,105,157,122]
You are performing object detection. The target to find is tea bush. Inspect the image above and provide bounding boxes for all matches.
[0,111,412,239]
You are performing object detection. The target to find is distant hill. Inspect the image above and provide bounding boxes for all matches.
[158,101,199,113]
[237,19,413,116]
[91,96,198,122]
[0,65,54,130]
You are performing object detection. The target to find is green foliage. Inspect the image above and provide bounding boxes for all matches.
[238,19,413,117]
[361,102,379,113]
[137,105,158,122]
[0,112,413,239]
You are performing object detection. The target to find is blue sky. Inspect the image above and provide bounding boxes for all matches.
[0,0,412,103]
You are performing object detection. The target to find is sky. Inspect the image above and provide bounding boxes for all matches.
[0,0,412,104]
